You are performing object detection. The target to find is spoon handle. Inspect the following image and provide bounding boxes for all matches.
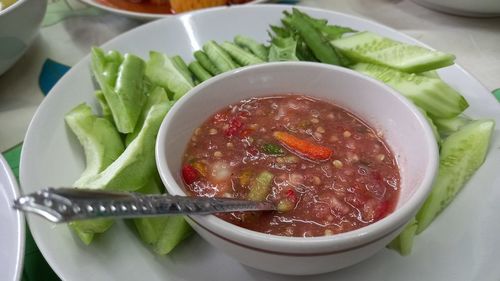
[13,187,275,223]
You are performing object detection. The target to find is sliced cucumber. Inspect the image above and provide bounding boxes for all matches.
[416,119,495,233]
[332,31,455,73]
[387,217,418,256]
[145,51,194,101]
[352,63,468,118]
[64,103,125,244]
[433,115,472,137]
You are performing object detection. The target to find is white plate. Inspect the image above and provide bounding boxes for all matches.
[79,0,267,20]
[20,4,500,281]
[0,155,25,281]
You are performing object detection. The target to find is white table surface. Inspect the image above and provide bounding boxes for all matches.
[0,0,499,152]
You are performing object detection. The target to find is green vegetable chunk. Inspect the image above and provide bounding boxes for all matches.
[83,102,171,191]
[387,217,418,256]
[202,40,239,73]
[193,50,221,76]
[65,103,125,188]
[352,63,469,118]
[153,216,193,255]
[247,171,274,202]
[331,31,456,73]
[133,174,193,254]
[94,90,113,124]
[433,115,472,137]
[188,61,213,83]
[234,35,269,61]
[171,55,194,85]
[416,119,495,233]
[64,103,125,244]
[91,48,147,134]
[220,41,264,66]
[133,176,169,245]
[125,87,169,146]
[261,143,284,155]
[145,51,194,101]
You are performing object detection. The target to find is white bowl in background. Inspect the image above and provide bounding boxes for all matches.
[0,0,47,76]
[412,0,500,17]
[156,62,439,275]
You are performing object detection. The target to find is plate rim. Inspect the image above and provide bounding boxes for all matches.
[78,0,269,20]
[0,154,25,281]
[19,4,500,281]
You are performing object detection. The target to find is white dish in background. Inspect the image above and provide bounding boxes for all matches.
[0,0,47,75]
[0,155,25,281]
[20,4,500,281]
[78,0,267,20]
[412,0,500,17]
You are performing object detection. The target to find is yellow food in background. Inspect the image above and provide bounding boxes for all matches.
[0,0,17,11]
[170,0,227,13]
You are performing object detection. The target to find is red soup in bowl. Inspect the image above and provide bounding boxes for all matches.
[181,94,400,237]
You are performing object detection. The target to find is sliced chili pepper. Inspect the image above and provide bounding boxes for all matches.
[273,131,333,161]
[285,188,298,203]
[240,128,254,137]
[213,112,228,123]
[224,116,244,137]
[181,164,199,184]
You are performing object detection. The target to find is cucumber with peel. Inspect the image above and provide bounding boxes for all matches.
[352,63,468,118]
[433,115,472,137]
[387,217,418,256]
[416,119,495,233]
[145,51,194,101]
[64,103,125,244]
[331,31,455,73]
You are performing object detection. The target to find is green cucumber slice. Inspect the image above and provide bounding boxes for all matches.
[91,49,147,134]
[64,103,125,244]
[433,115,472,137]
[416,119,495,233]
[352,63,468,118]
[145,51,194,101]
[332,31,455,73]
[387,217,418,256]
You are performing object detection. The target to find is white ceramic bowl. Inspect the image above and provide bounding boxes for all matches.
[0,0,47,76]
[156,62,439,275]
[412,0,500,17]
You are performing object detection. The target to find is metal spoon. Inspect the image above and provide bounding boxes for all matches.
[12,187,276,223]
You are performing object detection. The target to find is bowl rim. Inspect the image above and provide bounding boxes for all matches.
[156,61,439,253]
